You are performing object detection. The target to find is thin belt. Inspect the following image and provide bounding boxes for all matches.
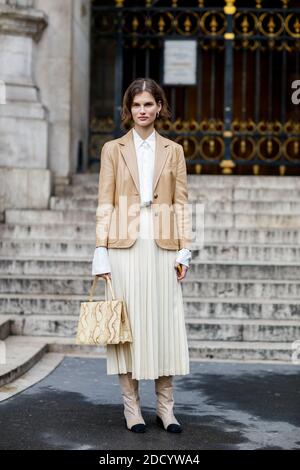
[140,200,152,208]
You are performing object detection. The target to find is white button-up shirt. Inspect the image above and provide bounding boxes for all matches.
[92,128,191,275]
[133,127,156,205]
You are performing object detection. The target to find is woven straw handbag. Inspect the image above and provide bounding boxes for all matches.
[76,275,133,346]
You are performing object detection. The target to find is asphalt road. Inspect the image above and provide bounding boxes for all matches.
[0,357,299,450]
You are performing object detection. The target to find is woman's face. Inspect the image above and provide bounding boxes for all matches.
[131,91,162,127]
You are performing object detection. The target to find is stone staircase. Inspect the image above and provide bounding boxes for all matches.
[1,174,300,387]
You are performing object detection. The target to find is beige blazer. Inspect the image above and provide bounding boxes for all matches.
[95,127,192,250]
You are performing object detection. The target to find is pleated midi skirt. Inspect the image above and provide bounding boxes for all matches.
[106,205,190,381]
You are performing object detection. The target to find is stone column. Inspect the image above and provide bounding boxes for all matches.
[34,0,91,183]
[0,0,49,215]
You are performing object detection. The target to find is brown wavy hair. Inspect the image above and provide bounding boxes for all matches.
[121,78,172,128]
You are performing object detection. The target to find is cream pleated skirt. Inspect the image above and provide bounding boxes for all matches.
[106,205,190,381]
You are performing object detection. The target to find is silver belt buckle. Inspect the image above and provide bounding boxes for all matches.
[140,200,152,207]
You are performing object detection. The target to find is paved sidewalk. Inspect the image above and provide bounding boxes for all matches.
[0,357,299,450]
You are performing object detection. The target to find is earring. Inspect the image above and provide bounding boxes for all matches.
[156,112,160,118]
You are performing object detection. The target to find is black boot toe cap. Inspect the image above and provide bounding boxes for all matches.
[124,417,146,433]
[167,423,182,433]
[156,415,182,433]
[131,423,146,433]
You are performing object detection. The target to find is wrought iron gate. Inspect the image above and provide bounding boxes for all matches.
[89,0,300,175]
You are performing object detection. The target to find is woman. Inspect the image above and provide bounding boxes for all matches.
[92,78,192,434]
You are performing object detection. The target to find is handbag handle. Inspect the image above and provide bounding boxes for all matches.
[88,275,115,302]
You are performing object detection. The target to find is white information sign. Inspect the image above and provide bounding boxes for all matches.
[163,39,197,85]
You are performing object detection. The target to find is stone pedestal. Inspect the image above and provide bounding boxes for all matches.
[0,2,49,213]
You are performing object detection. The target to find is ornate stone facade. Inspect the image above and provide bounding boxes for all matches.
[0,0,90,215]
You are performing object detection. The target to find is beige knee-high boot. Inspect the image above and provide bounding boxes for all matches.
[118,372,145,429]
[155,375,181,431]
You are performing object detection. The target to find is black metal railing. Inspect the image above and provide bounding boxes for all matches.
[89,0,300,175]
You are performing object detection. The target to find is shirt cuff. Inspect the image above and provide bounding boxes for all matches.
[175,248,191,268]
[92,247,112,275]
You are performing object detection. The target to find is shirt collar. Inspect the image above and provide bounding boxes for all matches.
[133,127,156,152]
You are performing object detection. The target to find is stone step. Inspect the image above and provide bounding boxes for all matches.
[1,275,300,300]
[0,317,11,341]
[187,176,300,190]
[45,337,106,356]
[186,318,300,343]
[49,195,300,215]
[185,297,300,320]
[1,223,300,244]
[0,238,98,258]
[192,244,300,262]
[55,184,300,202]
[190,261,300,280]
[10,314,79,337]
[6,314,116,340]
[191,188,300,202]
[0,295,299,320]
[0,330,106,389]
[0,335,48,387]
[5,209,300,228]
[71,174,300,189]
[1,238,300,262]
[0,314,297,364]
[183,279,300,300]
[188,339,294,362]
[2,333,106,357]
[0,352,64,402]
[211,201,300,215]
[7,313,300,343]
[1,256,299,278]
[1,256,300,278]
[2,322,295,364]
[55,184,99,197]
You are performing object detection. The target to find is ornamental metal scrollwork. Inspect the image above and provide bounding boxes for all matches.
[234,12,257,37]
[258,12,285,37]
[285,13,300,38]
[200,136,225,161]
[200,11,226,36]
[257,137,281,162]
[284,139,300,163]
[90,1,300,175]
[175,136,198,161]
[231,137,256,161]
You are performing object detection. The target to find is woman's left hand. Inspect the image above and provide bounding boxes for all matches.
[174,262,188,281]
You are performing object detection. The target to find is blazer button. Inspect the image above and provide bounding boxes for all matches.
[154,193,158,198]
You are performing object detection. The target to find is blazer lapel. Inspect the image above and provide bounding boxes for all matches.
[118,127,170,195]
[153,130,171,192]
[118,128,140,193]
